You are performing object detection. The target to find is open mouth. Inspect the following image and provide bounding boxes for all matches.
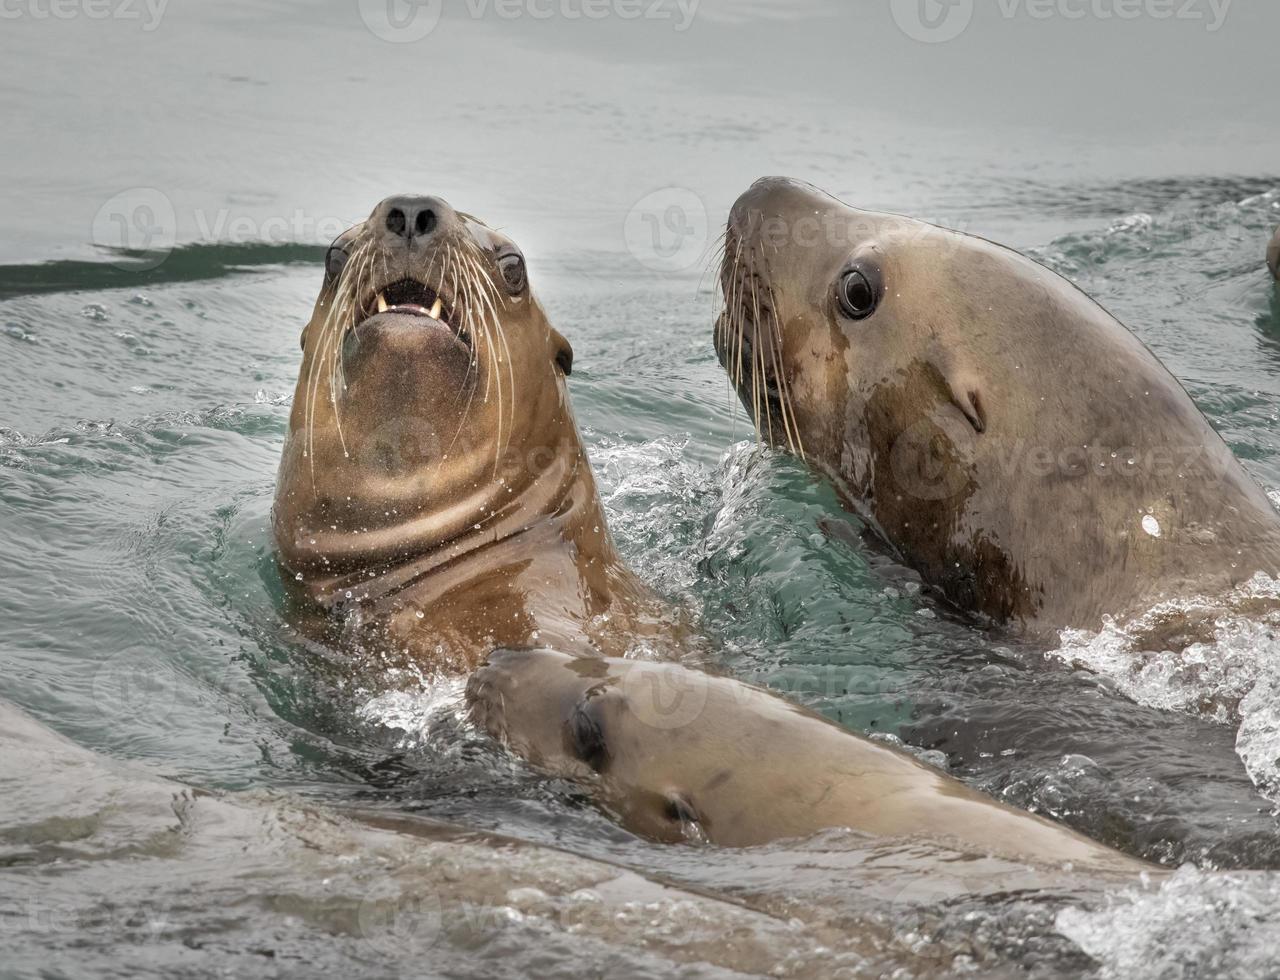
[359,278,471,348]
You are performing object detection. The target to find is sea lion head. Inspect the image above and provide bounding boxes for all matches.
[274,195,576,575]
[714,177,998,494]
[714,177,1270,630]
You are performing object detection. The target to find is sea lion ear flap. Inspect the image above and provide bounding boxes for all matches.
[941,362,987,434]
[552,329,574,377]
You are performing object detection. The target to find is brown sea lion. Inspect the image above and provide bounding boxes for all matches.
[0,696,1159,975]
[715,177,1280,639]
[273,194,675,671]
[467,648,1147,870]
[1269,226,1279,280]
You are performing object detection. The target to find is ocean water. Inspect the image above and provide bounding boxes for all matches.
[3,1,1280,976]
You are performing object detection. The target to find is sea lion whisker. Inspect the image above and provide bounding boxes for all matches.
[452,248,492,461]
[720,249,744,440]
[324,243,379,458]
[303,242,366,479]
[438,245,484,468]
[753,279,791,456]
[455,249,504,450]
[748,276,770,450]
[727,236,750,436]
[697,230,729,296]
[463,250,515,470]
[759,280,803,459]
[461,256,505,470]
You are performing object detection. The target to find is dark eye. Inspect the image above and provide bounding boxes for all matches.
[325,243,349,285]
[837,267,880,320]
[498,252,526,294]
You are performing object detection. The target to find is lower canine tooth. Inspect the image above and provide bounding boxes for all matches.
[377,293,388,313]
[429,297,444,320]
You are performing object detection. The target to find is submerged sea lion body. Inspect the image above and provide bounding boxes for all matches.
[716,178,1280,638]
[468,649,1147,870]
[273,195,673,670]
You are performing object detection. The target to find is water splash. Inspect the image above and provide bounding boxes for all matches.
[1051,573,1280,802]
[1057,866,1280,980]
[591,434,717,601]
[355,675,470,751]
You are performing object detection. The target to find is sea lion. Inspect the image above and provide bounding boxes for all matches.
[1269,226,1279,280]
[467,648,1147,871]
[0,696,1161,975]
[715,177,1280,638]
[273,194,675,670]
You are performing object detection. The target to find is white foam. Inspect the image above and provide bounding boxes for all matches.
[1051,573,1280,802]
[356,675,469,750]
[591,434,717,600]
[1057,865,1280,980]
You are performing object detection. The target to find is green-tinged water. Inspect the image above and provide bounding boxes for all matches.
[3,2,1280,977]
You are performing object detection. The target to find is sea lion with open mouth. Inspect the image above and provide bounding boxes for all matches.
[273,194,1147,868]
[274,194,675,670]
[715,177,1280,639]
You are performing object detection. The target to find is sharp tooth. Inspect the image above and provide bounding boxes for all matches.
[377,293,388,313]
[429,297,444,320]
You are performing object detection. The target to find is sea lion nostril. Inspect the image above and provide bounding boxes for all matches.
[386,208,407,237]
[415,209,437,237]
[664,793,699,827]
[568,697,610,773]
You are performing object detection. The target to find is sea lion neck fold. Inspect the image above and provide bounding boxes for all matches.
[717,177,1280,636]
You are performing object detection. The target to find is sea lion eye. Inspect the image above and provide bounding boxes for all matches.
[837,268,879,320]
[498,251,527,295]
[324,243,349,285]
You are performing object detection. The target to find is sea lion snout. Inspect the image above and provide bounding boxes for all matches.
[727,176,832,239]
[276,194,590,580]
[368,194,457,250]
[466,649,607,779]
